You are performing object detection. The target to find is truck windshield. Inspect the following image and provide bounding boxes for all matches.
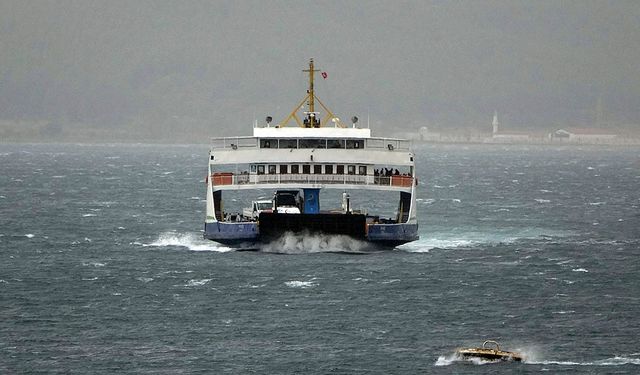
[276,194,297,207]
[256,202,272,210]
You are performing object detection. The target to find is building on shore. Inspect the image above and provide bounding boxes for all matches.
[550,128,618,143]
[490,111,534,142]
[398,111,637,145]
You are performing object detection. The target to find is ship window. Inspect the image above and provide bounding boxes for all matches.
[291,165,299,174]
[359,166,367,175]
[279,139,297,148]
[346,139,363,149]
[299,139,326,149]
[347,139,364,148]
[313,165,322,174]
[303,165,310,174]
[268,165,277,174]
[260,139,276,148]
[327,139,345,149]
[325,165,333,174]
[257,165,265,175]
[251,165,257,173]
[280,164,288,174]
[336,165,344,175]
[347,165,356,175]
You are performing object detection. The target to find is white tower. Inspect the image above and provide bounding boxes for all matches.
[492,111,499,135]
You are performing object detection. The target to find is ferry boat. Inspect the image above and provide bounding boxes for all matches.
[456,340,524,362]
[204,59,418,249]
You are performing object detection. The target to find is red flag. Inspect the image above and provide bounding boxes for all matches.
[321,71,328,79]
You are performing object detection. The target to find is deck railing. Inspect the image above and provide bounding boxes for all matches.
[208,173,414,188]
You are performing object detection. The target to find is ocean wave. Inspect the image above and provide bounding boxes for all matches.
[143,232,232,252]
[416,198,436,205]
[185,279,211,287]
[82,262,105,267]
[285,280,317,288]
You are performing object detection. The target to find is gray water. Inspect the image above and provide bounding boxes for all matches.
[1,143,639,374]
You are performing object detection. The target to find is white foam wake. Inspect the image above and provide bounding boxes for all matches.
[529,356,640,366]
[400,238,475,253]
[434,353,499,366]
[401,227,572,253]
[143,232,232,252]
[434,354,459,366]
[435,351,640,367]
[261,231,369,254]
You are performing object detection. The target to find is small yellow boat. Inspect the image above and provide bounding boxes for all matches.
[456,340,523,362]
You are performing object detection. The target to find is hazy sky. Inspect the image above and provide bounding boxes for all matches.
[1,0,639,139]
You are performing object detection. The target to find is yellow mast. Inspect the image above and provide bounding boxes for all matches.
[278,58,346,128]
[303,57,319,127]
[303,58,319,114]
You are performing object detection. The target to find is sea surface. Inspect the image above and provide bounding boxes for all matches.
[1,142,639,374]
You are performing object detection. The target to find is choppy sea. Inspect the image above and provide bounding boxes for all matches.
[1,142,639,374]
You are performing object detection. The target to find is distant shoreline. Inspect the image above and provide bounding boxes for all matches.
[2,139,639,148]
[412,138,640,147]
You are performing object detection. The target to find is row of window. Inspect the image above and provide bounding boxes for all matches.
[260,138,364,149]
[251,164,367,175]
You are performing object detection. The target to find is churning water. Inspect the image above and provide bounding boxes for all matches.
[1,143,639,373]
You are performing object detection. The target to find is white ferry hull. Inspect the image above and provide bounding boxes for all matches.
[204,215,418,249]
